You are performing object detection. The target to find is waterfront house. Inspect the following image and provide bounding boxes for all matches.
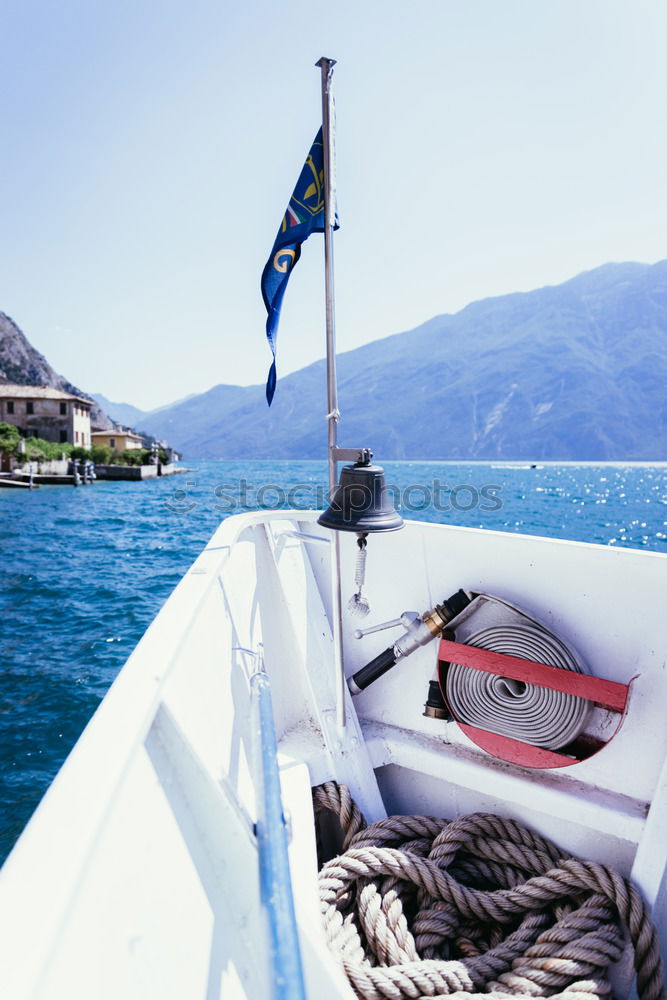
[0,385,92,446]
[91,429,144,451]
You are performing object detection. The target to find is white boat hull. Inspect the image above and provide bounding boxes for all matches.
[1,511,666,998]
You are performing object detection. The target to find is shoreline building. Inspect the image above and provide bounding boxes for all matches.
[91,428,144,452]
[0,385,92,446]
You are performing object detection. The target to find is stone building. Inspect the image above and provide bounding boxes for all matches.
[0,384,92,446]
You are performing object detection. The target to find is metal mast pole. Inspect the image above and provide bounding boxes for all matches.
[316,56,338,495]
[316,56,346,730]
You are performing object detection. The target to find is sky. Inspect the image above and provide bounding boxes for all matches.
[1,0,666,411]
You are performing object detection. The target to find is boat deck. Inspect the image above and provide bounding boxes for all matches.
[1,510,665,999]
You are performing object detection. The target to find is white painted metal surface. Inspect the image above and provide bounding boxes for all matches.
[0,510,666,999]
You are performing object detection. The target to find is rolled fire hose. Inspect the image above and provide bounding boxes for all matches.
[445,622,590,750]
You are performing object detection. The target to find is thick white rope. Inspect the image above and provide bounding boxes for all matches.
[313,782,664,1000]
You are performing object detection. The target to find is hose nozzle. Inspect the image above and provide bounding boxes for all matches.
[348,589,471,694]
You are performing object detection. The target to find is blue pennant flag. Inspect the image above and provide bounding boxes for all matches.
[261,127,339,405]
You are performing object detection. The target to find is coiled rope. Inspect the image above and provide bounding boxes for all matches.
[313,782,664,1000]
[445,624,589,750]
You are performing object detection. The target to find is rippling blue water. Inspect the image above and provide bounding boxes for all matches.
[1,460,666,862]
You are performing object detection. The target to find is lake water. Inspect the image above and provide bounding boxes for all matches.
[1,459,667,863]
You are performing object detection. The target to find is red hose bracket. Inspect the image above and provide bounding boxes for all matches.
[438,638,631,769]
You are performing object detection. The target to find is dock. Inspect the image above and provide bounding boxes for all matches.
[94,464,185,481]
[0,478,40,489]
[3,465,186,487]
[10,474,82,486]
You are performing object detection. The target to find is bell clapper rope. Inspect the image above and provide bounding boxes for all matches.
[348,533,370,618]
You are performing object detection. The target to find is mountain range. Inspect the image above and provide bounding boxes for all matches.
[90,393,146,429]
[90,392,198,431]
[3,260,667,460]
[128,260,667,460]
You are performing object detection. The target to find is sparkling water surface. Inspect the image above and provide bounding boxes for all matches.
[1,459,666,862]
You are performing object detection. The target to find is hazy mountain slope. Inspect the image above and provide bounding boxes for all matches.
[91,393,147,428]
[143,260,667,460]
[0,312,112,429]
[137,384,252,443]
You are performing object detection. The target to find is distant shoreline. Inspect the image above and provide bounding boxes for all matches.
[178,458,667,467]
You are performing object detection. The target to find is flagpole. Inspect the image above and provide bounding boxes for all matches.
[316,56,339,495]
[316,56,346,730]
